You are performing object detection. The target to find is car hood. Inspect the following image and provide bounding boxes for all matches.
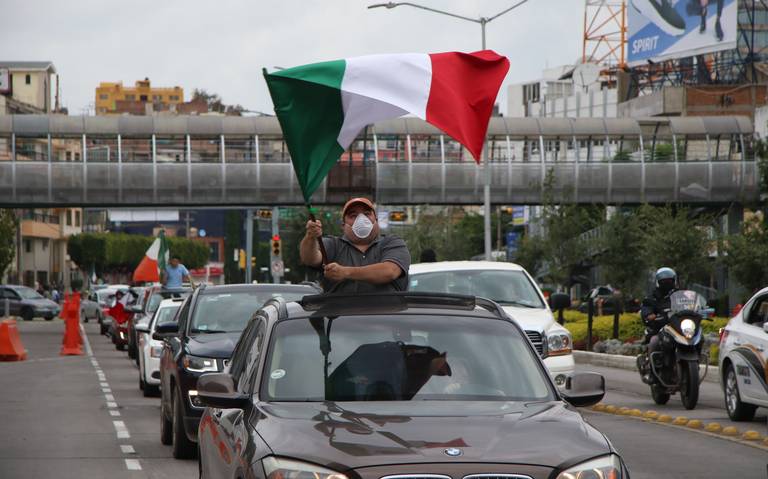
[185,332,242,359]
[501,306,554,333]
[254,401,609,469]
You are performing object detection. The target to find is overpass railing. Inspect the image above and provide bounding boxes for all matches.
[0,115,758,206]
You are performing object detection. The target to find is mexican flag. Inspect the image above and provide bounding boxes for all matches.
[132,231,169,283]
[264,50,509,201]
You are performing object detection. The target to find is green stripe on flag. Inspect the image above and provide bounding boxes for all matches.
[264,60,346,202]
[158,230,169,276]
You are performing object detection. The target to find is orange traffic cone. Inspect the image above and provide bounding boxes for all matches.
[0,319,28,361]
[60,300,83,356]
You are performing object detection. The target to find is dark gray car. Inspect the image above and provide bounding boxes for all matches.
[0,285,61,321]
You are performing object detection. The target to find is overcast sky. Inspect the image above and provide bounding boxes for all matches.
[1,0,585,116]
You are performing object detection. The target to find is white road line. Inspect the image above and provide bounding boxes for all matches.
[100,382,109,387]
[105,394,115,402]
[79,324,93,356]
[107,401,117,408]
[113,420,130,439]
[109,410,121,417]
[124,459,141,470]
[120,445,136,454]
[102,388,112,393]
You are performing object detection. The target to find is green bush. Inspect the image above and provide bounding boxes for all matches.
[563,310,728,348]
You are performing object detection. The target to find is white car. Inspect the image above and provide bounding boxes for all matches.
[135,298,183,397]
[718,286,768,421]
[409,261,575,387]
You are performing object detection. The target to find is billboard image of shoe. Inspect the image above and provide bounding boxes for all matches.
[628,0,737,66]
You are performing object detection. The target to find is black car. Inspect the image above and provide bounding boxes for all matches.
[156,282,321,459]
[128,286,190,363]
[196,292,629,479]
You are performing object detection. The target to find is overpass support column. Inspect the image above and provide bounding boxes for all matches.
[726,205,746,310]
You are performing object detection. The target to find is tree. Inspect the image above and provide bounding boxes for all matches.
[638,205,714,288]
[0,210,17,280]
[191,89,245,116]
[596,208,648,299]
[724,215,768,296]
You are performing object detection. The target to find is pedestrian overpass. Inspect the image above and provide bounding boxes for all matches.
[0,114,758,207]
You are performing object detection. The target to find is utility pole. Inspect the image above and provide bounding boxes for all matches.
[245,208,254,283]
[270,207,282,284]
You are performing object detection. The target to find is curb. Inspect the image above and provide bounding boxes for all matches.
[573,350,720,384]
[587,403,768,452]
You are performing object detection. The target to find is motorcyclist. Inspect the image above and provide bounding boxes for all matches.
[639,267,678,382]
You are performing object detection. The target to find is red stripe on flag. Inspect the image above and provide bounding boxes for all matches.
[426,51,509,163]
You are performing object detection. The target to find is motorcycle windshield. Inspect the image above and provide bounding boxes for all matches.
[669,290,706,314]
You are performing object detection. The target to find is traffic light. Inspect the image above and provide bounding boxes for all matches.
[251,256,256,267]
[271,234,281,257]
[238,249,246,269]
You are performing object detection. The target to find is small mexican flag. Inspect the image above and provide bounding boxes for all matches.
[264,50,509,202]
[133,230,169,283]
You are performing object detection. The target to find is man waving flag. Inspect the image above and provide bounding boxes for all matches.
[264,50,510,203]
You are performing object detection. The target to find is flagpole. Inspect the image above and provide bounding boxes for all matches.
[307,206,329,265]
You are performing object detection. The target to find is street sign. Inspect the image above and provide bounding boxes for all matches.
[271,260,284,276]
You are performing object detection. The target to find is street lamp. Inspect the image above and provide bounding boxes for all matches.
[368,0,530,260]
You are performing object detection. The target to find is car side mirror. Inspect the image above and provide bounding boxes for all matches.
[550,293,571,311]
[134,323,150,334]
[197,373,249,409]
[152,322,179,340]
[561,372,605,407]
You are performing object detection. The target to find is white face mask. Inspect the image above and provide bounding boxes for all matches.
[351,213,374,239]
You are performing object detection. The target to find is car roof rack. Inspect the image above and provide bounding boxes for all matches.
[298,292,507,319]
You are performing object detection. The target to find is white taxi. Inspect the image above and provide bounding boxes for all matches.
[409,261,575,386]
[718,286,768,421]
[135,297,183,396]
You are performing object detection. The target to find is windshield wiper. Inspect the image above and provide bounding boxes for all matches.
[190,329,228,334]
[494,300,537,308]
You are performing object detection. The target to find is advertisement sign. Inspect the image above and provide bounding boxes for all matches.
[628,0,737,66]
[511,206,528,226]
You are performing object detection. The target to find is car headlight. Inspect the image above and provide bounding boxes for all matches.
[680,319,696,339]
[556,454,623,479]
[182,355,217,372]
[150,346,163,358]
[262,457,348,479]
[547,331,572,356]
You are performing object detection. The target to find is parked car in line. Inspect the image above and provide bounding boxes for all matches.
[128,285,191,364]
[157,282,321,459]
[576,285,641,314]
[0,285,61,321]
[136,298,183,397]
[409,261,575,387]
[196,292,627,479]
[718,286,768,421]
[80,292,102,323]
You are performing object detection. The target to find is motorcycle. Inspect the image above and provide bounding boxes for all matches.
[637,290,713,410]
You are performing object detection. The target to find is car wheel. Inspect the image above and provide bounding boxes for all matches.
[21,308,33,321]
[100,323,107,335]
[160,389,173,445]
[116,343,125,351]
[724,364,757,421]
[172,389,196,459]
[44,315,54,321]
[144,384,159,397]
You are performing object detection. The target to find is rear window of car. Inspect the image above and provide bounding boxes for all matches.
[152,305,180,328]
[262,314,553,402]
[147,289,190,313]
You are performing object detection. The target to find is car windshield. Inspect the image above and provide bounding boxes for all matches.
[189,290,310,334]
[152,305,180,329]
[97,289,116,305]
[147,290,190,313]
[15,287,44,300]
[409,270,545,308]
[263,314,553,402]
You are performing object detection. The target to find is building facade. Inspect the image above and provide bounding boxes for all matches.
[95,78,184,115]
[0,61,58,114]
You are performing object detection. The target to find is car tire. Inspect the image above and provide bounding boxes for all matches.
[21,308,33,321]
[116,343,125,351]
[160,389,173,445]
[44,315,54,321]
[172,389,196,459]
[144,384,159,397]
[724,363,757,421]
[100,323,107,335]
[650,384,670,405]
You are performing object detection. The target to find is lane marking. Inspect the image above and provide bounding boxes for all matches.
[102,388,112,393]
[113,420,130,439]
[109,410,121,417]
[107,401,117,408]
[80,324,93,357]
[125,459,141,470]
[105,394,115,402]
[120,445,136,454]
[100,382,109,387]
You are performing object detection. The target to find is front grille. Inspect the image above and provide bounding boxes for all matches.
[381,476,451,479]
[525,330,544,356]
[464,475,534,479]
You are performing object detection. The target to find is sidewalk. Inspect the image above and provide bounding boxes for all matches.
[574,350,720,384]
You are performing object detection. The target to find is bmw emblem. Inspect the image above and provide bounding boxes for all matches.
[444,448,463,457]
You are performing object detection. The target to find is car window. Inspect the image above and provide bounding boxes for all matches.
[262,314,553,402]
[746,295,768,327]
[176,296,193,332]
[150,305,181,330]
[15,287,43,300]
[598,287,612,296]
[242,320,266,393]
[409,270,545,308]
[190,291,307,334]
[229,318,260,388]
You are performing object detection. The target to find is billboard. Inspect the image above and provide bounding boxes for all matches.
[628,0,738,66]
